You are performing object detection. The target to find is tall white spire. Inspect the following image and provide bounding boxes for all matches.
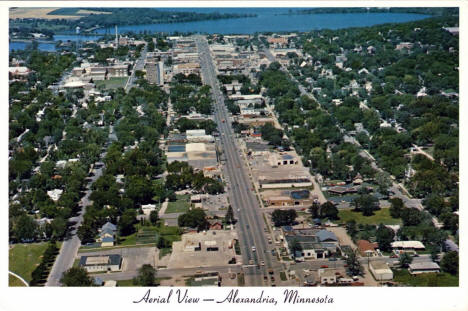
[115,25,118,47]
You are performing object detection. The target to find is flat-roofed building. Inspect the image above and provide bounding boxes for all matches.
[391,241,425,250]
[408,262,440,274]
[79,254,122,273]
[369,261,393,280]
[173,62,200,75]
[146,61,164,85]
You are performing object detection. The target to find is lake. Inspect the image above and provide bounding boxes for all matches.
[9,8,430,51]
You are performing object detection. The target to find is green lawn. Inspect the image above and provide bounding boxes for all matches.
[9,274,27,287]
[393,269,458,287]
[95,77,128,90]
[338,208,402,225]
[118,277,171,287]
[165,195,191,214]
[280,271,287,281]
[9,242,61,283]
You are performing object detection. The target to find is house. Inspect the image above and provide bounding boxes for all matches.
[208,220,223,230]
[315,230,338,244]
[319,269,337,285]
[101,222,117,232]
[79,254,122,272]
[47,189,63,202]
[357,240,379,257]
[9,66,32,81]
[98,222,117,247]
[391,241,425,251]
[369,261,393,281]
[100,236,115,247]
[408,262,440,274]
[141,204,157,216]
[283,228,338,260]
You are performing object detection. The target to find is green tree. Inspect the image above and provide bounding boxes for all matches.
[345,249,363,276]
[51,216,67,239]
[389,198,404,218]
[178,208,209,231]
[440,251,458,275]
[133,264,157,286]
[225,205,235,224]
[376,171,392,194]
[77,222,97,244]
[149,210,159,225]
[320,201,339,220]
[309,201,320,218]
[375,224,394,252]
[271,209,297,227]
[60,267,93,287]
[289,238,303,258]
[118,209,137,236]
[15,214,37,242]
[352,194,379,216]
[345,220,358,238]
[398,252,413,268]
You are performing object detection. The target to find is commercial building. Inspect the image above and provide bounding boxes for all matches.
[391,241,425,251]
[369,261,393,281]
[146,61,165,85]
[357,240,379,257]
[79,254,122,273]
[408,262,441,274]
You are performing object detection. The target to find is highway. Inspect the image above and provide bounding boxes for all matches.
[195,36,281,286]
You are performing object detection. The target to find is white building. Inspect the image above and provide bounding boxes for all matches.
[369,261,393,281]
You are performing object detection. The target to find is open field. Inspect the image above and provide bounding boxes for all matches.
[10,8,112,20]
[95,77,128,90]
[338,208,402,225]
[9,242,61,283]
[393,269,458,287]
[10,8,82,20]
[9,274,27,287]
[165,194,191,214]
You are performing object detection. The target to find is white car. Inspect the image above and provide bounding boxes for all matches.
[251,246,256,252]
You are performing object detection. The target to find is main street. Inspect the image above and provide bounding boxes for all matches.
[196,36,282,286]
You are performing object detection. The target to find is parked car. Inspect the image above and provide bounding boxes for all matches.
[320,265,329,268]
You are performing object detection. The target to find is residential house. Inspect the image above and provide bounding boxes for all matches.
[357,240,379,257]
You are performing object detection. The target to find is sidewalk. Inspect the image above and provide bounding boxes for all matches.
[158,199,169,217]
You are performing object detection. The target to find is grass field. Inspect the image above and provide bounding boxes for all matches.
[393,269,458,287]
[166,194,191,214]
[338,208,402,225]
[117,277,171,287]
[95,77,128,90]
[10,8,111,20]
[9,242,61,284]
[9,274,27,287]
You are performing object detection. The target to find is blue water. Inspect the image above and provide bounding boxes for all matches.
[96,11,429,35]
[9,8,430,52]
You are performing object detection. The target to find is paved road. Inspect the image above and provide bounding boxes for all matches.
[196,36,284,286]
[46,132,113,286]
[125,46,147,92]
[91,264,243,282]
